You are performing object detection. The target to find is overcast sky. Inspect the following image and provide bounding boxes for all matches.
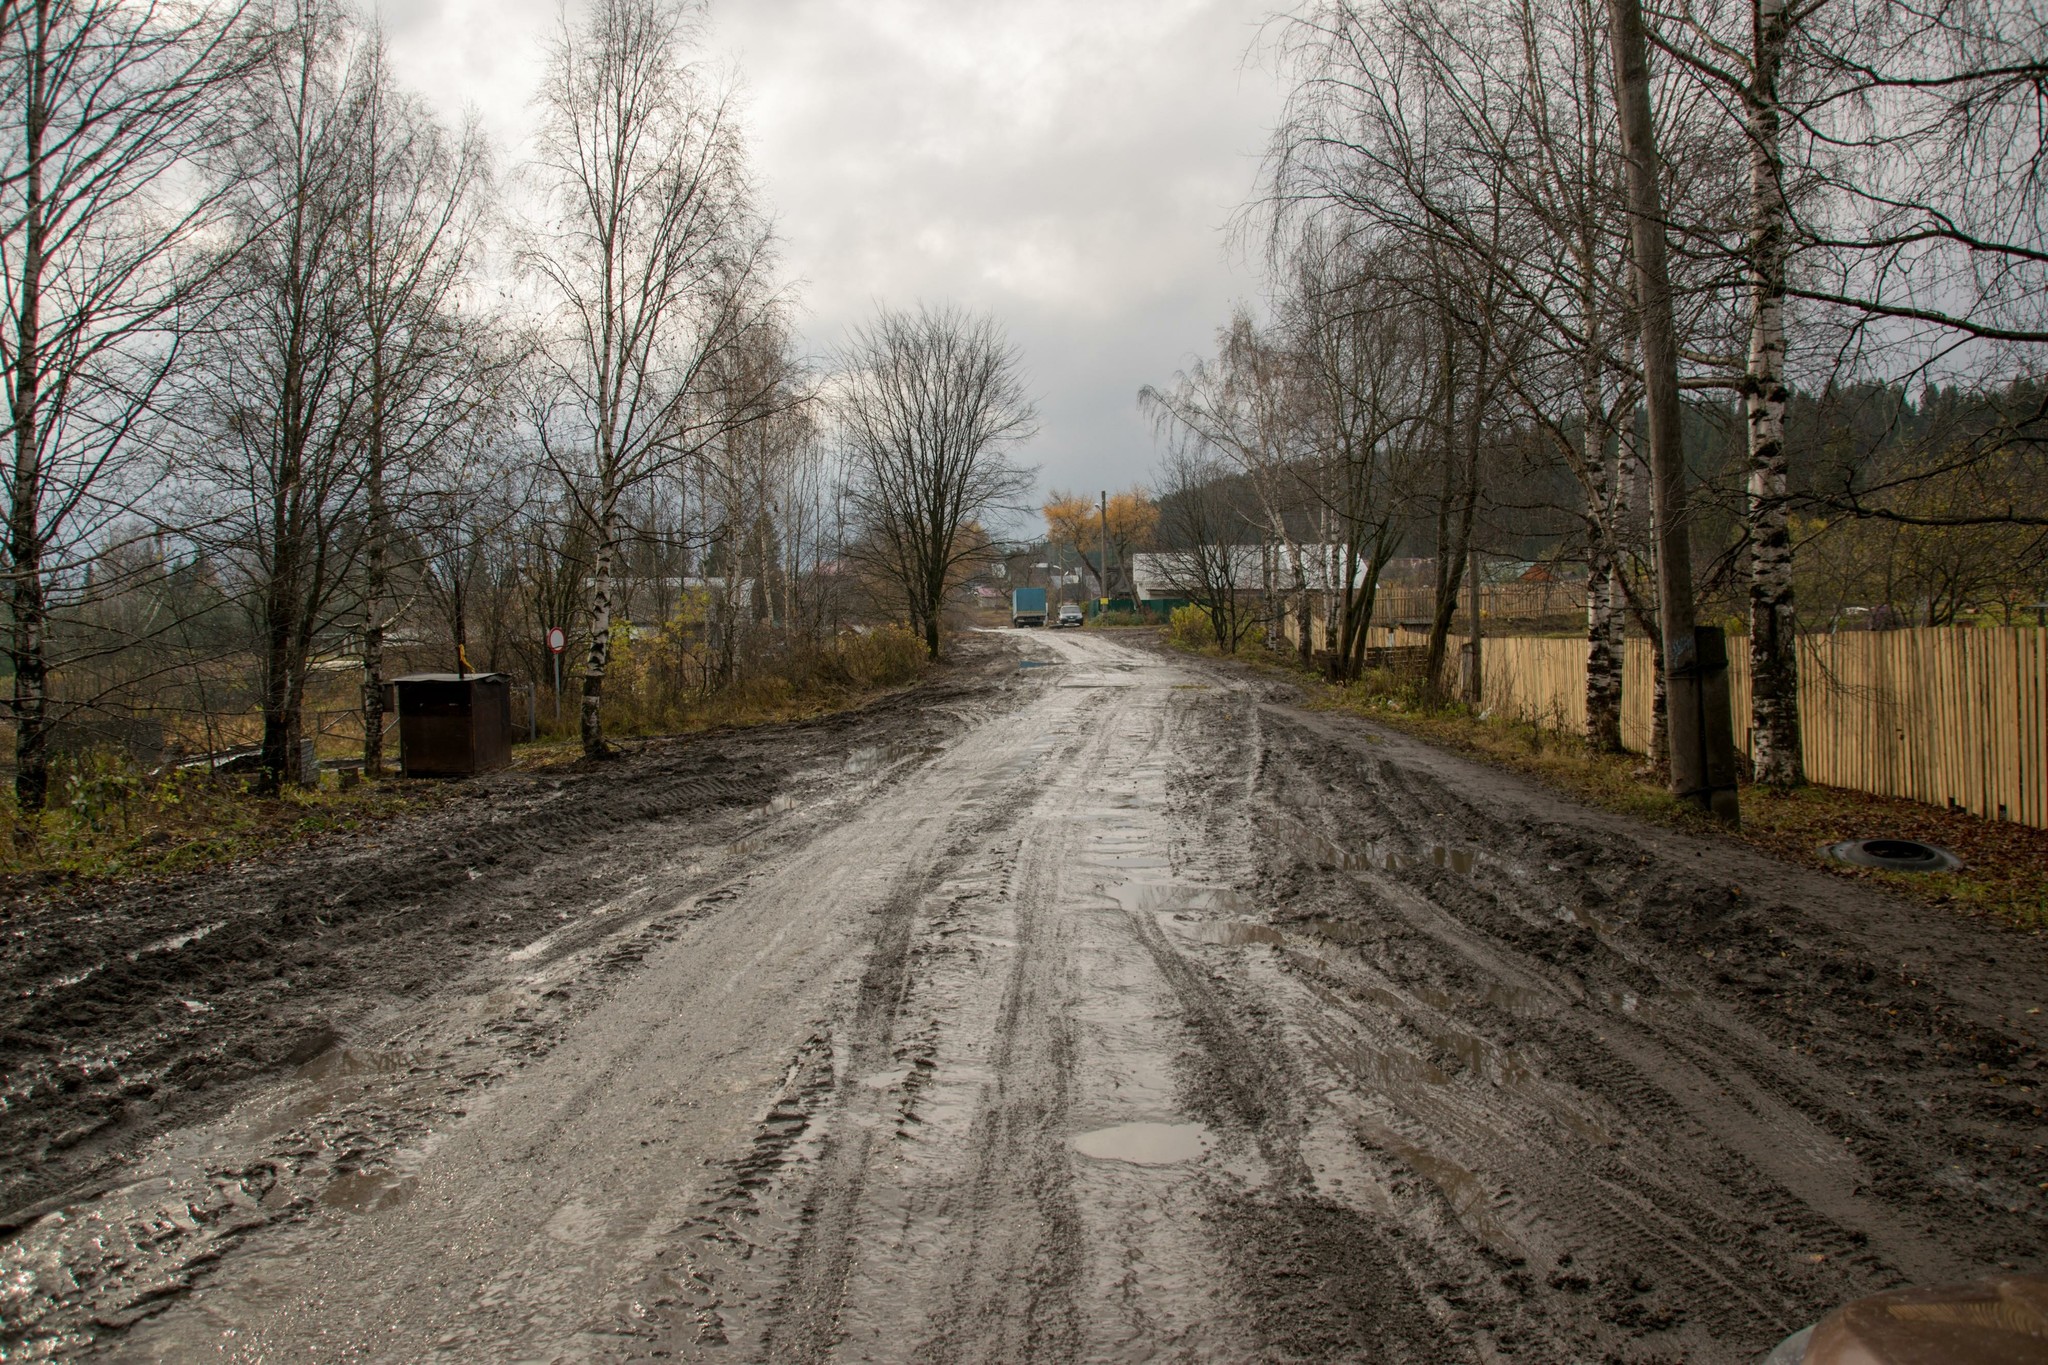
[381,0,1289,528]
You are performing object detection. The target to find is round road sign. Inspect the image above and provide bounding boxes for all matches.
[546,626,567,654]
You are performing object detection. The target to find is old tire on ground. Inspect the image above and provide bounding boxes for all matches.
[1822,838,1962,873]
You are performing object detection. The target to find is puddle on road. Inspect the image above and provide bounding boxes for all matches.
[1071,1121,1211,1166]
[1600,984,1699,1014]
[319,1166,417,1213]
[131,921,225,959]
[1178,917,1376,949]
[296,1046,416,1082]
[1184,920,1287,947]
[1110,882,1256,915]
[842,742,941,775]
[1431,846,1477,875]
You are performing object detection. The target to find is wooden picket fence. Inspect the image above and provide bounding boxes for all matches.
[1473,627,2048,828]
[1793,628,2048,827]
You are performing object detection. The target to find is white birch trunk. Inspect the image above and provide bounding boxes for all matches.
[1584,406,1625,752]
[1744,0,1803,788]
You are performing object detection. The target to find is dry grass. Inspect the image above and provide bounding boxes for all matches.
[2,626,944,882]
[0,764,448,888]
[580,624,933,744]
[1192,642,2048,932]
[517,626,937,769]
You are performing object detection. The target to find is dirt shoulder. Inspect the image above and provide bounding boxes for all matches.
[0,637,1023,1230]
[1170,638,2048,930]
[1138,642,2043,1354]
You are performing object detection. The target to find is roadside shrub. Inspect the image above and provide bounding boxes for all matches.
[58,748,143,831]
[578,616,933,740]
[834,623,927,688]
[1088,608,1146,628]
[1168,604,1213,650]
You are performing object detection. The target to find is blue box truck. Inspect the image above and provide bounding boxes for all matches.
[1010,587,1047,627]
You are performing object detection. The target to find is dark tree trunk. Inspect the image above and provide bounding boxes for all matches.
[9,27,49,813]
[1605,0,1732,821]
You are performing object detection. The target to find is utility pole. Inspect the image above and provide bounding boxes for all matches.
[1604,0,1740,823]
[1099,489,1112,604]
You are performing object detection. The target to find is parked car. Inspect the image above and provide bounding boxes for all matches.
[1056,602,1085,628]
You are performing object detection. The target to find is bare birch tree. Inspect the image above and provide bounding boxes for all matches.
[527,0,780,757]
[1143,312,1323,660]
[1149,442,1259,651]
[0,0,257,809]
[1653,0,2048,783]
[347,33,493,776]
[179,1,373,797]
[1277,238,1434,680]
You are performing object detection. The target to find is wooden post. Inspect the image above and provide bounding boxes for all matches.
[1465,546,1483,704]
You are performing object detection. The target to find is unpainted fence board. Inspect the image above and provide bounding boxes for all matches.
[1269,611,2046,827]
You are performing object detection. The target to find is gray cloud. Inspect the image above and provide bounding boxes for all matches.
[383,0,1285,523]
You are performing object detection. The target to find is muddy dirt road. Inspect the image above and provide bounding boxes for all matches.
[4,630,2043,1361]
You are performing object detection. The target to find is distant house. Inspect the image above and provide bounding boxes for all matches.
[1131,545,1372,606]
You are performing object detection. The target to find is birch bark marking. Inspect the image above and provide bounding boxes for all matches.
[1744,0,1803,787]
[1584,403,1625,751]
[1579,223,1623,748]
[581,500,617,754]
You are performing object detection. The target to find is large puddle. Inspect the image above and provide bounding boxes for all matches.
[842,742,941,775]
[1071,1121,1211,1166]
[1178,916,1379,949]
[1107,881,1258,916]
[319,1165,418,1212]
[295,1046,417,1082]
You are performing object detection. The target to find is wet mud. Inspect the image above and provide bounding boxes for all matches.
[1,630,2041,1361]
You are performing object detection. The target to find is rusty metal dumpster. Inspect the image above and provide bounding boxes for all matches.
[386,673,513,778]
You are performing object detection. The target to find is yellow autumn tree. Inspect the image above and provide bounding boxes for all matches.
[1042,486,1158,596]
